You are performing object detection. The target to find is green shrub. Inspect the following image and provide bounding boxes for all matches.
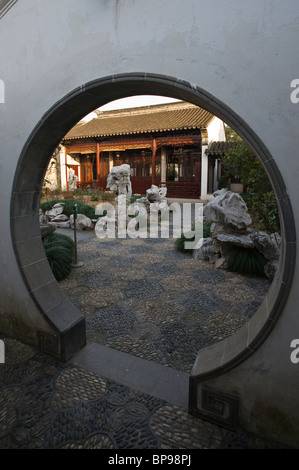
[227,246,267,277]
[217,175,230,190]
[40,199,99,220]
[240,193,255,206]
[175,222,211,254]
[240,192,280,233]
[43,233,75,281]
[221,141,280,234]
[100,191,114,202]
[40,199,62,213]
[250,192,280,234]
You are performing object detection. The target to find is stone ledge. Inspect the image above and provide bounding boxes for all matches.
[23,258,55,292]
[190,340,227,378]
[12,214,40,244]
[15,236,46,267]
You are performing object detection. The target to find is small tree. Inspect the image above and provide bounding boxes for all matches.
[221,140,280,234]
[224,125,243,143]
[222,141,272,193]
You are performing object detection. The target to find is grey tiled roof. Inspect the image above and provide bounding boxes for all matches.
[205,141,239,157]
[64,101,215,140]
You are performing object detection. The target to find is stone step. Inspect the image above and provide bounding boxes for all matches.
[70,342,190,408]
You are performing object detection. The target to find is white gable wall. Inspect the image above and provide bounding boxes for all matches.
[207,117,226,143]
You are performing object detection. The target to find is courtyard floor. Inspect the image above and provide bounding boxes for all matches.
[61,231,271,374]
[0,227,283,450]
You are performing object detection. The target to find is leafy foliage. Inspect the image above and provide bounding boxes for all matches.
[43,233,75,281]
[245,191,280,234]
[227,246,268,278]
[222,142,270,192]
[217,175,230,190]
[224,125,243,143]
[221,141,280,233]
[100,191,115,202]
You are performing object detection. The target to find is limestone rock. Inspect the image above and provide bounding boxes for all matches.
[135,185,169,221]
[215,257,228,270]
[146,184,167,203]
[39,209,48,225]
[40,222,57,238]
[68,167,78,191]
[214,232,254,249]
[70,214,94,231]
[107,164,132,203]
[51,214,69,223]
[194,189,280,280]
[46,203,65,220]
[134,197,150,211]
[251,231,281,262]
[204,188,252,233]
[251,231,281,280]
[56,220,71,229]
[193,237,220,262]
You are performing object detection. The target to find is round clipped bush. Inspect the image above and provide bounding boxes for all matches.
[43,233,75,281]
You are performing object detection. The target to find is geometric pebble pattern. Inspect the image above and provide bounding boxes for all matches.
[0,347,280,449]
[0,227,275,449]
[60,233,271,374]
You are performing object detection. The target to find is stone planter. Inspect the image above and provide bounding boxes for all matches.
[230,182,244,193]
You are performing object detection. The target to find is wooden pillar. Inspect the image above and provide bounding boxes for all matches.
[152,139,157,185]
[96,142,100,186]
[161,147,166,183]
[65,148,68,190]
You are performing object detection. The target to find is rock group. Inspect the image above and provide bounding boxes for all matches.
[40,202,95,235]
[193,189,281,280]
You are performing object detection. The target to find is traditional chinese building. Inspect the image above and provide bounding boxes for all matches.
[57,101,226,199]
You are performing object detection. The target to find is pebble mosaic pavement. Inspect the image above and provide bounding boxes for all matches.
[0,231,283,449]
[62,234,271,373]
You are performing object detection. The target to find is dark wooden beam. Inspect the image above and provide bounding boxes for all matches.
[152,138,157,185]
[96,142,100,183]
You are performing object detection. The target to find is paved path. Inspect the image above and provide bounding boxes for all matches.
[0,228,281,449]
[60,230,270,373]
[0,333,282,449]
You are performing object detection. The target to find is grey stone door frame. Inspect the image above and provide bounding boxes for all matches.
[10,73,296,370]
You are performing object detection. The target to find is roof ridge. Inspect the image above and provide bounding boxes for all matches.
[95,100,197,118]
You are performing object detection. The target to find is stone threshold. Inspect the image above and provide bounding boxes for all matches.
[70,342,189,408]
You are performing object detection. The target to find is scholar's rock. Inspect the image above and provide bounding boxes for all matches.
[70,214,94,231]
[46,203,65,220]
[107,164,132,203]
[193,189,280,280]
[146,184,167,203]
[204,188,252,233]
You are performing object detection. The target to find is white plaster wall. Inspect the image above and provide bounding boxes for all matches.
[59,151,81,189]
[201,145,209,198]
[0,0,299,442]
[207,117,226,143]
